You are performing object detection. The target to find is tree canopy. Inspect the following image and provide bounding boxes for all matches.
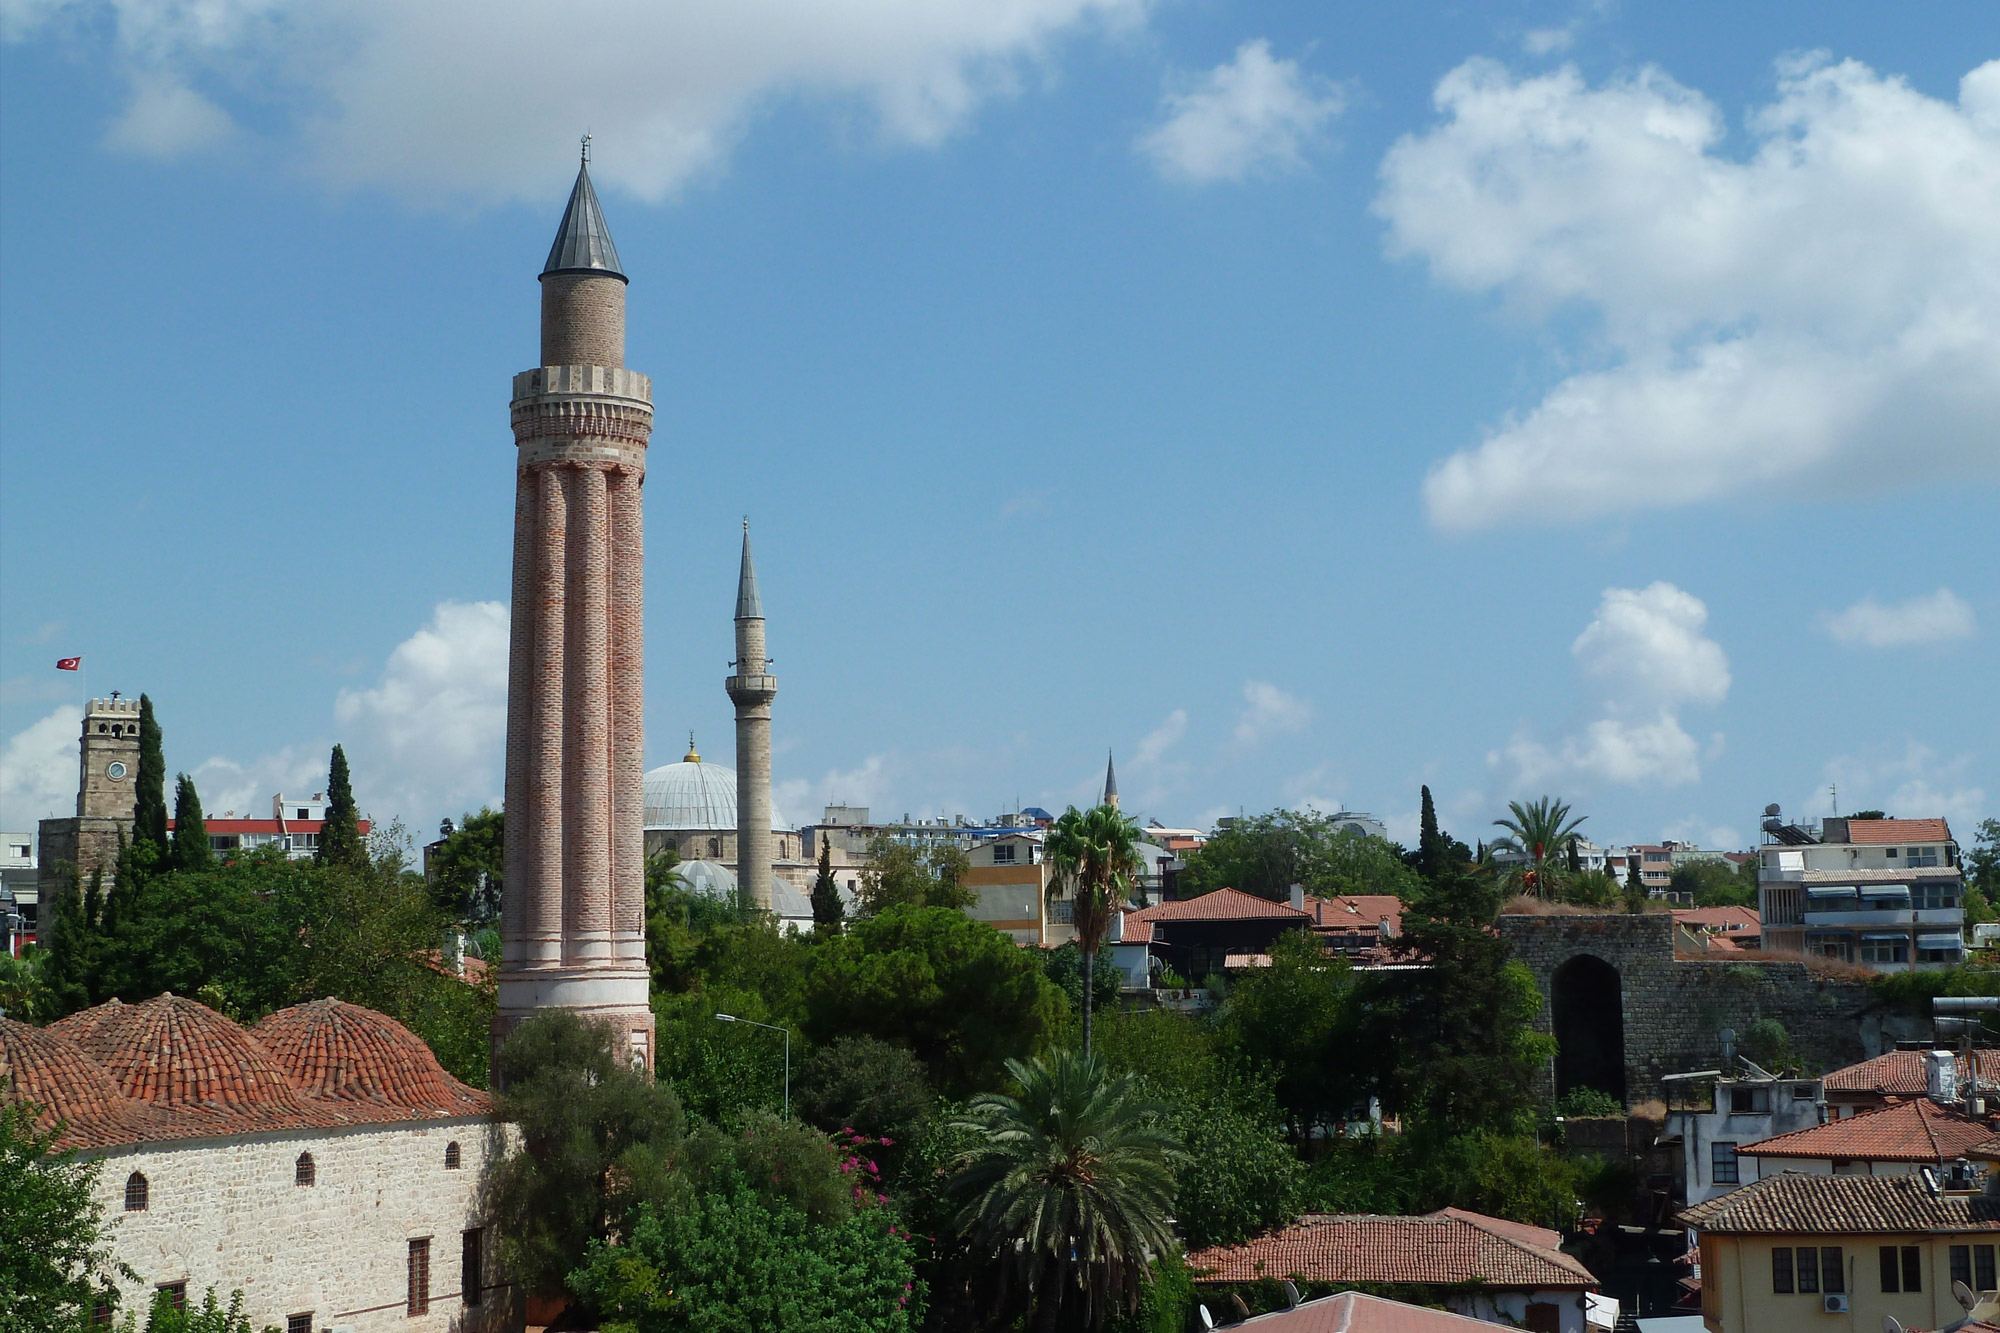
[1179,809,1422,904]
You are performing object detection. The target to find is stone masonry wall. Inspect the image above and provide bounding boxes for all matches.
[93,1117,522,1333]
[1500,913,1922,1106]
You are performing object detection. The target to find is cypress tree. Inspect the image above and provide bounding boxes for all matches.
[1418,785,1442,882]
[1626,856,1644,895]
[131,694,169,865]
[810,836,844,934]
[318,744,366,869]
[170,773,214,873]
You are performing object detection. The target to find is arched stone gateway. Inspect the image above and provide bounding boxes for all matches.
[1552,954,1626,1104]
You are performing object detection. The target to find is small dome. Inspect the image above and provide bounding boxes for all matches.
[673,858,815,920]
[253,999,485,1116]
[0,1017,156,1147]
[643,754,788,833]
[64,994,308,1118]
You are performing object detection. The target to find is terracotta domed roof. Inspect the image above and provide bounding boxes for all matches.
[67,993,309,1121]
[46,996,124,1047]
[253,999,486,1116]
[0,1017,159,1148]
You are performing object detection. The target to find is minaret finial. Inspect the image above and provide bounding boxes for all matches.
[581,133,591,166]
[685,732,700,764]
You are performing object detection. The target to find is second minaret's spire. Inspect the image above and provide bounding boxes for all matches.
[727,519,777,913]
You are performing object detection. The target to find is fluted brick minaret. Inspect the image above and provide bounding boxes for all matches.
[495,144,656,1075]
[726,522,776,913]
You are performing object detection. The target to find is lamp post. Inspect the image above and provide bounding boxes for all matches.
[714,1013,790,1118]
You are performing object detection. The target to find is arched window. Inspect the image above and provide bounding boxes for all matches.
[98,723,109,734]
[444,1141,461,1170]
[124,1172,148,1211]
[295,1152,315,1187]
[707,837,720,858]
[664,838,678,855]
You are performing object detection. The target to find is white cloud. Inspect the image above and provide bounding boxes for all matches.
[1822,588,1977,647]
[1376,55,2000,532]
[1817,743,1987,829]
[190,745,327,820]
[774,754,891,827]
[1493,582,1729,788]
[0,704,83,830]
[104,73,237,157]
[1234,680,1312,745]
[1132,708,1186,767]
[8,0,1143,203]
[333,600,509,822]
[1137,38,1343,184]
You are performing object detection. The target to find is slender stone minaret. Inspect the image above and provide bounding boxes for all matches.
[1102,750,1120,810]
[726,522,776,913]
[495,142,656,1075]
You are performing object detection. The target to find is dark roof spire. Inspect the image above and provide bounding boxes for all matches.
[1103,750,1119,805]
[542,140,626,282]
[735,519,764,621]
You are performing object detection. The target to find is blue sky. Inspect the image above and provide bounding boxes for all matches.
[2,0,1995,854]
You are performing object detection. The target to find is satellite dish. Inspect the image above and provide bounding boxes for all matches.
[1283,1280,1301,1309]
[1955,1278,1978,1310]
[1884,1317,1905,1333]
[1765,803,1782,817]
[1198,1306,1215,1330]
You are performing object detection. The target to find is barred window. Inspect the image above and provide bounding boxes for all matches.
[408,1238,431,1316]
[157,1283,186,1313]
[287,1315,313,1333]
[1798,1246,1820,1293]
[1773,1247,1795,1294]
[124,1172,149,1212]
[1953,1245,1971,1291]
[1822,1246,1845,1294]
[1710,1142,1739,1185]
[295,1152,315,1187]
[445,1141,461,1170]
[1978,1245,1995,1291]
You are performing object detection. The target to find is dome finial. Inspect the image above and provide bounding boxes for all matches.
[685,732,700,764]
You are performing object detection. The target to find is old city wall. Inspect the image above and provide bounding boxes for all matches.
[93,1117,522,1333]
[1500,913,1923,1105]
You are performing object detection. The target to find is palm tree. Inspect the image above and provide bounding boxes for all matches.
[1044,803,1142,1058]
[951,1049,1182,1332]
[1492,796,1588,899]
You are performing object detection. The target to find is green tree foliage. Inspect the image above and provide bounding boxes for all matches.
[1045,803,1145,1057]
[0,1100,128,1333]
[796,1036,935,1174]
[1380,859,1552,1132]
[1562,869,1620,907]
[1216,931,1364,1140]
[489,1010,688,1297]
[573,1190,920,1333]
[1301,1127,1581,1231]
[169,773,213,874]
[0,945,56,1023]
[1181,809,1423,904]
[1102,1255,1194,1333]
[811,837,845,934]
[1490,796,1587,899]
[1964,820,2000,927]
[1671,858,1757,908]
[1041,941,1122,1017]
[132,694,169,864]
[950,1050,1183,1331]
[129,1286,262,1333]
[805,905,1060,1097]
[316,744,365,870]
[428,807,504,925]
[856,835,973,915]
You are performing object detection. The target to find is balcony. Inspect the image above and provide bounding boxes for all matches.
[1802,907,1964,929]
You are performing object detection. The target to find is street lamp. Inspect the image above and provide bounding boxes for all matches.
[714,1013,790,1118]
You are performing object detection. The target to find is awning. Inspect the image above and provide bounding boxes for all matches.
[1860,932,1910,942]
[1808,885,1859,899]
[1919,934,1965,950]
[1860,884,1912,900]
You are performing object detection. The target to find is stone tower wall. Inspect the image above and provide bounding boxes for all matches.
[539,273,625,369]
[37,698,144,938]
[1499,912,1916,1105]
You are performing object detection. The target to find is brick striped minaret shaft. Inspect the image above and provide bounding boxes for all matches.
[726,523,776,913]
[495,149,656,1075]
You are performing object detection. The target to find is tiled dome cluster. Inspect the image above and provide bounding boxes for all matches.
[2,994,488,1150]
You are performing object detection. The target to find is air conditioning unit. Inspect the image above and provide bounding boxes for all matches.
[1823,1293,1850,1314]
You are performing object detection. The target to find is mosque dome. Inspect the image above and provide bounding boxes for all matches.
[643,737,789,832]
[0,1016,158,1147]
[72,993,310,1118]
[673,858,815,921]
[253,998,486,1116]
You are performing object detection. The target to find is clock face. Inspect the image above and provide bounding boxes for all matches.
[106,761,128,780]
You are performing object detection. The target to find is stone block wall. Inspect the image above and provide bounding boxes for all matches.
[94,1117,521,1333]
[1500,913,1919,1105]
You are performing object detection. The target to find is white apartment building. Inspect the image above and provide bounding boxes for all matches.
[1757,814,1964,970]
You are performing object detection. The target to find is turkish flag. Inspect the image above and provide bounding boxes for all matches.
[56,657,82,671]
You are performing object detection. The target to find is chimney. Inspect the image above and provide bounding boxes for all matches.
[1289,883,1304,912]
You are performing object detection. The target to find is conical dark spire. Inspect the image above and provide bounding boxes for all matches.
[542,142,625,282]
[1102,750,1119,807]
[735,520,764,621]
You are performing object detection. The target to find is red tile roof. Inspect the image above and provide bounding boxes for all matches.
[2,994,488,1150]
[1823,1050,2000,1097]
[1139,887,1312,922]
[1234,1291,1498,1332]
[1186,1210,1595,1290]
[1845,818,1953,845]
[1678,1172,2000,1235]
[1307,894,1403,938]
[1739,1099,1995,1163]
[1672,906,1760,935]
